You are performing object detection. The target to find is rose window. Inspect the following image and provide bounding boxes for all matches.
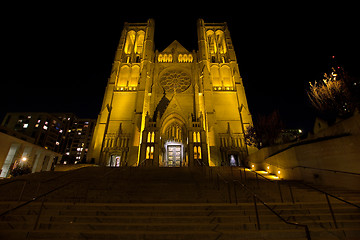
[160,70,191,93]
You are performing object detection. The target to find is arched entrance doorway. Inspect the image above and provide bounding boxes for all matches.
[164,141,183,167]
[160,116,187,167]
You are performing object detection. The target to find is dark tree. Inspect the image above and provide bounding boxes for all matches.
[244,110,284,149]
[10,164,32,177]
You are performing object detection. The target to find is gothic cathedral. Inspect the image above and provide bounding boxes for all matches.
[89,19,254,167]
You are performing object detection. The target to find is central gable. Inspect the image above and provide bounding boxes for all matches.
[157,40,194,63]
[160,40,190,53]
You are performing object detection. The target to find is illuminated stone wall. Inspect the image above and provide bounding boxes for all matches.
[0,132,62,177]
[89,19,254,167]
[248,114,360,190]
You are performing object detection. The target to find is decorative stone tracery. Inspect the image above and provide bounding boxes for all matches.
[160,70,191,93]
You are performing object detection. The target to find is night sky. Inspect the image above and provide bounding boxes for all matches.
[2,3,359,133]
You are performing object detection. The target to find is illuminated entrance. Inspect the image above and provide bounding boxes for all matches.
[229,154,239,166]
[167,145,182,167]
[109,155,121,167]
[160,118,186,167]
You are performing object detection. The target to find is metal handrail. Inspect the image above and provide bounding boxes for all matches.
[0,178,28,187]
[0,179,28,202]
[302,182,360,209]
[242,168,287,203]
[212,168,311,239]
[0,166,119,217]
[0,166,90,200]
[250,168,360,208]
[233,180,311,240]
[206,167,232,203]
[216,172,232,203]
[293,166,360,176]
[246,168,360,229]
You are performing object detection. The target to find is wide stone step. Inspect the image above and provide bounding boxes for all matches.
[0,228,309,240]
[4,211,360,227]
[3,202,359,219]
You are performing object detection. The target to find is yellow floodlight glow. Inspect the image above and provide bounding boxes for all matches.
[21,157,27,162]
[268,175,280,180]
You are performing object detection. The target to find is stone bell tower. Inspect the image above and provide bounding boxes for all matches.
[196,19,254,166]
[89,19,155,166]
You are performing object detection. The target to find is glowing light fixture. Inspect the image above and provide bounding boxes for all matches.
[21,157,27,162]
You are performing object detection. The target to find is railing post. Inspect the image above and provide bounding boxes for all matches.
[305,225,312,240]
[325,193,338,228]
[33,196,46,230]
[253,196,260,230]
[34,182,41,198]
[233,182,238,205]
[18,181,27,202]
[239,169,243,183]
[288,183,295,204]
[277,181,284,203]
[227,182,232,203]
[244,168,247,183]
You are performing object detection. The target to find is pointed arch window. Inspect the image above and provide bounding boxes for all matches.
[215,30,227,55]
[194,146,202,160]
[124,30,136,55]
[147,132,155,143]
[134,31,145,54]
[206,29,228,63]
[146,146,154,159]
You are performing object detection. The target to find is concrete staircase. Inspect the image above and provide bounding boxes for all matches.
[0,166,359,239]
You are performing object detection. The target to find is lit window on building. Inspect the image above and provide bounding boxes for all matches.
[147,132,155,143]
[23,123,28,128]
[43,125,48,130]
[193,132,201,143]
[194,146,202,160]
[146,146,150,159]
[158,54,173,63]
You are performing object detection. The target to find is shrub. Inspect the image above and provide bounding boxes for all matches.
[10,164,32,177]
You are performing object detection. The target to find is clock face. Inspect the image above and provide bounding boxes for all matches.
[160,70,191,93]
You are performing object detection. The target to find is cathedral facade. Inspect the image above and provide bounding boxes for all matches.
[89,19,254,167]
